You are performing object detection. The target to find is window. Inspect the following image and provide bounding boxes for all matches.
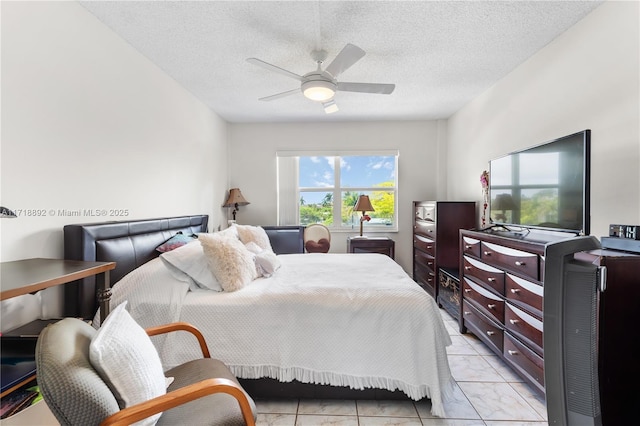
[277,151,398,232]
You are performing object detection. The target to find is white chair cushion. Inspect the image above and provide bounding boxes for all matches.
[89,301,166,426]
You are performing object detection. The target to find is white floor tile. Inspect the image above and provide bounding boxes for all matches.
[448,354,503,382]
[457,382,545,421]
[356,400,419,418]
[298,399,357,416]
[295,414,358,425]
[256,413,297,426]
[255,399,299,414]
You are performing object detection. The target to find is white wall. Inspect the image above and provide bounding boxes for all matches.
[447,0,640,238]
[228,121,448,272]
[0,2,229,329]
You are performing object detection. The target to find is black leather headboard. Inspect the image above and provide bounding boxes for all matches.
[262,226,304,255]
[63,217,304,318]
[63,215,209,318]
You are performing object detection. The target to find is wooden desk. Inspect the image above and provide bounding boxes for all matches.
[1,258,115,398]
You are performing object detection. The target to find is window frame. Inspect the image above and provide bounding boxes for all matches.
[277,150,399,233]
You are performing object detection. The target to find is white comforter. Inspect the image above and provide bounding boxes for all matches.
[97,253,454,416]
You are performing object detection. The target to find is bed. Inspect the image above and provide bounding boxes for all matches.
[63,215,454,416]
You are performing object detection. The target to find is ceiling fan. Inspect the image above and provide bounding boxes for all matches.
[247,43,395,114]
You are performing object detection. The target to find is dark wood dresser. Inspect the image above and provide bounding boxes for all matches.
[412,201,475,302]
[460,228,640,413]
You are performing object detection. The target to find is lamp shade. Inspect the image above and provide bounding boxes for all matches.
[354,195,374,212]
[223,188,250,207]
[0,206,17,218]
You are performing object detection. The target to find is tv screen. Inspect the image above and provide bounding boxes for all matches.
[489,130,590,235]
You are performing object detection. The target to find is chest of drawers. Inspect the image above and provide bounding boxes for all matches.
[412,201,475,310]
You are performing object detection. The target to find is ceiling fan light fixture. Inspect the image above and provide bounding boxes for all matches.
[302,80,336,102]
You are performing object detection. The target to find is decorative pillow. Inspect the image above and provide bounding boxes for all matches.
[160,241,223,292]
[255,250,281,277]
[234,224,273,252]
[305,238,330,253]
[216,225,239,240]
[198,233,257,292]
[89,301,166,425]
[155,232,196,253]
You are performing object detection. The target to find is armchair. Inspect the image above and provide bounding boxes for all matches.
[35,317,256,426]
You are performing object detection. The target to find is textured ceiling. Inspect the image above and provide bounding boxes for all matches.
[79,1,603,123]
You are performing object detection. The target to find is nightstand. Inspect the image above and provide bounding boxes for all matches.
[347,237,395,259]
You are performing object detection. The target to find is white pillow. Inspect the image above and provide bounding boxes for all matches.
[255,250,281,277]
[160,240,223,292]
[89,301,166,426]
[199,233,257,292]
[234,224,273,252]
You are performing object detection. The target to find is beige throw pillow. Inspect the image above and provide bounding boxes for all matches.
[234,224,273,252]
[199,233,257,292]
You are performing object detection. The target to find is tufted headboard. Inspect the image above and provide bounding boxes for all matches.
[63,216,304,318]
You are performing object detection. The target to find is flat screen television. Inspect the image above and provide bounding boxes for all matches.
[489,129,591,235]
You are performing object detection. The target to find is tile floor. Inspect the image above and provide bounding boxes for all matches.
[254,309,548,426]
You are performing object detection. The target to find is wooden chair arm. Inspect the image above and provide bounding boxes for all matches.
[145,322,210,358]
[100,377,255,426]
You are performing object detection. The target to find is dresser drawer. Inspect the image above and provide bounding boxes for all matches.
[413,234,435,256]
[504,333,544,392]
[414,248,435,270]
[415,261,436,287]
[415,203,436,222]
[462,236,481,258]
[462,300,503,355]
[462,277,504,324]
[462,256,505,295]
[414,220,436,240]
[480,241,539,280]
[505,273,543,315]
[505,303,543,356]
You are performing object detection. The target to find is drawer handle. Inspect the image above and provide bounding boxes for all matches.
[484,251,492,256]
[426,245,433,250]
[428,262,434,267]
[464,266,472,271]
[464,288,471,293]
[465,245,472,249]
[428,229,433,233]
[508,350,518,356]
[509,319,520,325]
[486,331,495,336]
[515,261,526,266]
[510,288,521,294]
[487,277,496,282]
[487,304,496,309]
[464,311,471,315]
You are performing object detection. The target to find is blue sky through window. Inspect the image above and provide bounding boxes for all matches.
[299,156,395,205]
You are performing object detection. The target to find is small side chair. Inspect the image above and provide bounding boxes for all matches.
[303,224,331,253]
[35,315,256,426]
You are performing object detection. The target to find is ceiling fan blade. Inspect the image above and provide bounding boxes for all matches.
[247,58,304,81]
[323,100,339,114]
[258,88,300,101]
[337,82,395,94]
[324,43,365,79]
